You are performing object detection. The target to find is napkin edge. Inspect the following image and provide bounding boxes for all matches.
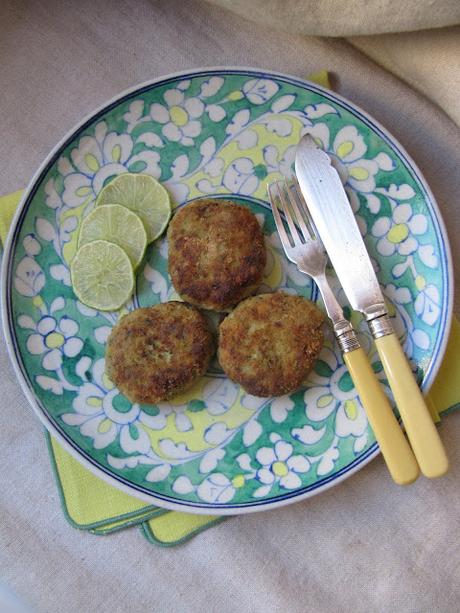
[140,516,227,547]
[46,431,164,532]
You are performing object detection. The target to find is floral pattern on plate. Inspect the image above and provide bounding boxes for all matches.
[5,70,449,511]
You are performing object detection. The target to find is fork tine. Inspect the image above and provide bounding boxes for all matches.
[291,176,320,239]
[268,182,291,249]
[285,179,311,240]
[276,181,302,246]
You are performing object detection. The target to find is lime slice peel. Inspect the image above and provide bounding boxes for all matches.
[96,173,171,242]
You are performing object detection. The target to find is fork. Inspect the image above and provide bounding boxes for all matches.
[268,179,419,485]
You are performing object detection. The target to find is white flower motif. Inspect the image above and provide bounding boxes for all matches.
[307,124,395,201]
[303,347,372,454]
[44,178,61,209]
[383,284,431,355]
[222,157,259,195]
[335,399,368,452]
[153,379,239,434]
[414,282,440,326]
[372,203,428,257]
[154,401,193,433]
[150,88,204,146]
[255,436,310,490]
[263,144,297,177]
[24,312,83,371]
[172,475,195,495]
[200,76,224,98]
[347,189,367,236]
[303,348,341,422]
[21,234,40,257]
[270,396,295,423]
[242,79,279,105]
[291,424,326,445]
[197,473,236,503]
[316,444,340,475]
[153,384,240,433]
[61,358,156,452]
[14,256,45,297]
[304,346,373,440]
[202,378,239,416]
[383,283,417,357]
[145,463,172,483]
[203,157,224,178]
[199,447,226,474]
[61,121,160,209]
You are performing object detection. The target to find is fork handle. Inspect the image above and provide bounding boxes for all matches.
[343,346,420,485]
[373,329,448,479]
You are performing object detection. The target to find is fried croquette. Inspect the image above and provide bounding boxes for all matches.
[167,199,266,312]
[218,292,324,397]
[105,302,214,403]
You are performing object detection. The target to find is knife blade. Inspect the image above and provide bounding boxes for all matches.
[294,136,386,320]
[295,133,448,479]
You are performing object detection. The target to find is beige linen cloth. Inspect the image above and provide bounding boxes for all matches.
[0,1,459,612]
[209,0,460,126]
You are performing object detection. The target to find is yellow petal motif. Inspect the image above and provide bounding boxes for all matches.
[87,396,103,407]
[318,393,333,408]
[45,332,65,349]
[272,461,289,477]
[232,474,245,488]
[344,399,358,420]
[84,153,100,172]
[336,140,354,159]
[97,418,112,433]
[75,186,92,197]
[228,90,244,101]
[102,372,115,391]
[169,106,188,127]
[349,166,369,181]
[387,223,409,244]
[32,296,45,309]
[111,144,122,163]
[415,274,426,290]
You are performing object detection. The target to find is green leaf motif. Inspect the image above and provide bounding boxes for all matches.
[314,360,334,378]
[338,371,354,393]
[188,399,206,412]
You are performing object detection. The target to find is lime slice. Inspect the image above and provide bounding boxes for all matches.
[78,204,147,269]
[71,240,134,311]
[96,173,171,242]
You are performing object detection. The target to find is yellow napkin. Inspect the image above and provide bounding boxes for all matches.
[2,69,459,545]
[0,190,24,244]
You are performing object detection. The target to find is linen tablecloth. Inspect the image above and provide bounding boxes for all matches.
[1,1,459,612]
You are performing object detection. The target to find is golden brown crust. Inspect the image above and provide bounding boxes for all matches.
[218,292,324,397]
[105,302,214,404]
[167,199,266,311]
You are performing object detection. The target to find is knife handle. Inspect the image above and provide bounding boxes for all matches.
[374,331,449,479]
[343,346,419,485]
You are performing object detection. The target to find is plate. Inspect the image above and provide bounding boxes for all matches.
[2,68,452,514]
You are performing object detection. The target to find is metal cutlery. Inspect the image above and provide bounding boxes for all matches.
[295,134,448,478]
[268,179,419,485]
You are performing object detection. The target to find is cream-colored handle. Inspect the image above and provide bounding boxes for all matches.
[375,333,449,478]
[344,347,419,485]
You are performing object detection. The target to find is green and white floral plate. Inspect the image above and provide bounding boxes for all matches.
[2,68,452,514]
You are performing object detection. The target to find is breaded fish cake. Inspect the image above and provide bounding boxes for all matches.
[218,292,324,397]
[105,302,214,404]
[167,199,266,311]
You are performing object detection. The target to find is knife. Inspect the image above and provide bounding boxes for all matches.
[295,134,448,478]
